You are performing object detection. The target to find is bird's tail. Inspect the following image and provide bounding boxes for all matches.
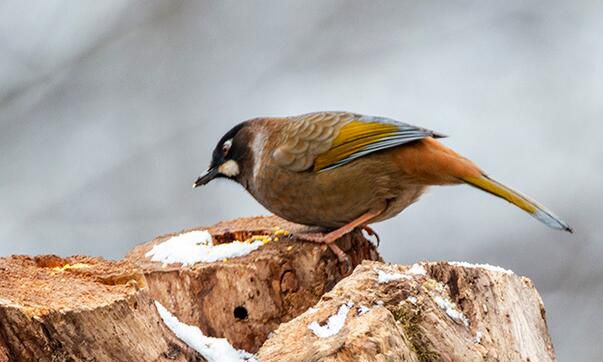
[462,175,573,233]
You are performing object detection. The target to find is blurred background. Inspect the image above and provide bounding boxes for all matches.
[0,1,600,359]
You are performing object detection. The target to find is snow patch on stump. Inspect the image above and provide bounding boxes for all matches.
[357,305,370,316]
[432,295,470,327]
[145,230,263,266]
[448,261,513,274]
[155,301,256,362]
[376,269,408,283]
[306,307,319,315]
[308,301,354,338]
[407,263,427,276]
[406,296,418,305]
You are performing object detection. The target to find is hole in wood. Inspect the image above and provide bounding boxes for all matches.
[234,306,248,320]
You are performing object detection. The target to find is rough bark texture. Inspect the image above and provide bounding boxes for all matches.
[0,255,203,362]
[126,215,381,353]
[257,260,556,362]
[0,217,557,362]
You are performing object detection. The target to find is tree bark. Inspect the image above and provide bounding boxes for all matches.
[125,215,381,353]
[257,260,556,362]
[0,217,557,362]
[0,255,203,362]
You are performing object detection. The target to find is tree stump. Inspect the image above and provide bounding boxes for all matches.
[257,260,556,362]
[0,218,557,362]
[126,216,380,353]
[0,255,203,362]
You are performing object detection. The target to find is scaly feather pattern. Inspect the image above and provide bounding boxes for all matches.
[272,112,444,173]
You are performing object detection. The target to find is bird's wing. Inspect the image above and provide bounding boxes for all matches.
[272,112,445,172]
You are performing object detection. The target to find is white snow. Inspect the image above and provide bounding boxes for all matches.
[376,269,408,283]
[357,305,370,315]
[432,295,469,327]
[474,331,483,344]
[154,301,256,362]
[306,307,319,314]
[407,263,427,276]
[145,230,263,266]
[375,264,426,283]
[308,301,353,338]
[448,261,513,274]
[406,296,417,305]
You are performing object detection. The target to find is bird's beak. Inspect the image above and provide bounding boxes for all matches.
[193,167,219,189]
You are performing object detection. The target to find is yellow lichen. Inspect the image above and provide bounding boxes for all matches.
[272,226,290,237]
[242,227,290,245]
[51,263,91,273]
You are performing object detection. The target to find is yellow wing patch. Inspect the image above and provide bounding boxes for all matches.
[313,121,400,172]
[273,112,440,173]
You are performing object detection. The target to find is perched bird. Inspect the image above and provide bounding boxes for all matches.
[194,111,572,264]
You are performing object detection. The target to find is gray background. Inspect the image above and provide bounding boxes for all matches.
[1,1,601,360]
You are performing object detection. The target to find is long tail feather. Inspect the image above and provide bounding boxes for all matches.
[462,175,573,233]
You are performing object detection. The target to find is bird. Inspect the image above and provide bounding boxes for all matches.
[193,111,572,266]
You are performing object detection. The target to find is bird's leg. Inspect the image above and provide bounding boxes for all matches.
[297,209,384,270]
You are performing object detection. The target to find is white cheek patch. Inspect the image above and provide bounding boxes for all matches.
[218,160,240,177]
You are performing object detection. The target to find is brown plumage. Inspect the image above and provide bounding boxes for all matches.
[194,111,572,266]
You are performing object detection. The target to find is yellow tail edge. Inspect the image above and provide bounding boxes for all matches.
[462,175,573,233]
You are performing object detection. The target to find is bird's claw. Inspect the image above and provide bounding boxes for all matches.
[326,243,352,274]
[295,232,353,274]
[339,253,352,274]
[361,226,380,246]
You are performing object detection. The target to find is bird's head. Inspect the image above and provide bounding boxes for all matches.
[193,121,252,188]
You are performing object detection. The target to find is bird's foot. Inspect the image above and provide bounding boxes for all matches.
[295,232,352,273]
[360,225,380,246]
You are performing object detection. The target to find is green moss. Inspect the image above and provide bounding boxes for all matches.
[393,301,439,362]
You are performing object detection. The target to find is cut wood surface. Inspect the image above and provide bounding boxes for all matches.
[0,217,557,362]
[257,260,556,362]
[126,215,381,353]
[0,255,203,362]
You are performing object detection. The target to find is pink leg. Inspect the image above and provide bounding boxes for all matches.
[297,209,384,269]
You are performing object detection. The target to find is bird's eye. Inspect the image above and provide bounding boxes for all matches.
[222,139,232,154]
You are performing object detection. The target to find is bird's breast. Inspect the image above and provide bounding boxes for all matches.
[245,149,425,228]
